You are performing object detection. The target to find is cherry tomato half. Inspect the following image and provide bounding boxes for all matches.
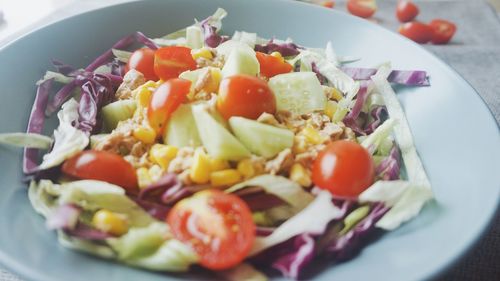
[62,150,138,194]
[167,189,255,270]
[396,1,419,23]
[347,0,377,19]
[127,48,159,81]
[217,74,276,120]
[154,46,197,81]
[147,78,191,133]
[398,22,433,44]
[312,140,374,198]
[256,52,293,78]
[429,19,457,44]
[321,1,335,8]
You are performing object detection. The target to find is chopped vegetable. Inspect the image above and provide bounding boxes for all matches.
[396,1,419,23]
[347,0,377,18]
[429,19,457,44]
[398,22,433,44]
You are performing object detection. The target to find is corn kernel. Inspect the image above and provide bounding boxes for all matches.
[209,158,229,172]
[301,126,325,145]
[133,126,156,144]
[237,159,255,179]
[148,165,164,183]
[191,48,213,60]
[325,100,338,120]
[92,209,129,236]
[210,169,242,186]
[190,148,211,184]
[205,68,222,93]
[137,167,152,188]
[270,51,285,62]
[290,163,312,187]
[135,81,156,107]
[292,136,308,154]
[149,144,179,169]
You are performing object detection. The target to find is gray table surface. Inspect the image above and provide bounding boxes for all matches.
[1,0,499,280]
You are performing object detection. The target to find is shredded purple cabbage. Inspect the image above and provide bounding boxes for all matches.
[254,40,302,57]
[233,186,287,211]
[376,145,401,181]
[64,222,113,240]
[341,67,430,86]
[138,173,184,204]
[343,81,373,136]
[252,200,389,280]
[311,62,328,85]
[324,203,389,261]
[133,197,171,221]
[51,60,76,75]
[46,32,157,115]
[46,204,81,230]
[76,73,117,133]
[364,106,388,135]
[200,19,228,48]
[24,79,53,174]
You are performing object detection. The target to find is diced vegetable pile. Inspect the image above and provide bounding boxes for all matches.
[0,8,434,281]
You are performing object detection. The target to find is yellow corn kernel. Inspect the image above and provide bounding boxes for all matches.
[92,209,129,236]
[290,163,312,188]
[190,148,211,184]
[204,68,222,93]
[133,126,156,144]
[292,136,308,154]
[135,82,156,108]
[210,158,229,172]
[237,159,255,179]
[301,126,325,145]
[148,165,164,183]
[210,169,242,186]
[270,51,285,62]
[137,167,152,189]
[325,100,338,120]
[191,48,213,60]
[149,144,179,169]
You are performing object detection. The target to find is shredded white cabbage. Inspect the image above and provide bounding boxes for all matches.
[0,133,52,149]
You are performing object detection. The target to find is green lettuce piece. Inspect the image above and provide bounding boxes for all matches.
[226,175,314,212]
[38,99,89,170]
[36,71,73,85]
[58,180,154,228]
[58,231,116,259]
[108,222,170,260]
[361,118,396,154]
[339,205,370,235]
[0,133,52,149]
[28,180,63,217]
[112,48,132,63]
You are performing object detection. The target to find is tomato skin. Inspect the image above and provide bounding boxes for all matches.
[62,150,138,193]
[429,19,457,44]
[127,48,159,81]
[217,74,276,120]
[398,22,433,44]
[312,140,374,198]
[167,189,255,270]
[321,1,335,8]
[347,0,377,19]
[396,1,419,23]
[256,52,293,78]
[147,78,191,133]
[154,46,197,81]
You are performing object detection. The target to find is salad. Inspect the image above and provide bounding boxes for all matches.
[0,8,433,280]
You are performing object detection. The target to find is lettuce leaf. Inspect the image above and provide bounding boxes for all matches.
[0,133,52,149]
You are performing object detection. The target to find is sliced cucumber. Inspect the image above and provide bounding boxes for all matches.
[229,117,294,158]
[268,72,326,115]
[163,104,201,147]
[101,100,137,132]
[217,40,259,78]
[192,104,250,161]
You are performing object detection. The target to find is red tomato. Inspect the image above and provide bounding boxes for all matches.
[398,22,433,44]
[396,1,419,23]
[429,19,457,44]
[347,0,377,18]
[154,46,197,81]
[256,52,293,78]
[62,150,138,193]
[321,1,335,8]
[147,78,191,133]
[217,74,276,120]
[127,48,159,81]
[167,189,255,270]
[312,140,374,198]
